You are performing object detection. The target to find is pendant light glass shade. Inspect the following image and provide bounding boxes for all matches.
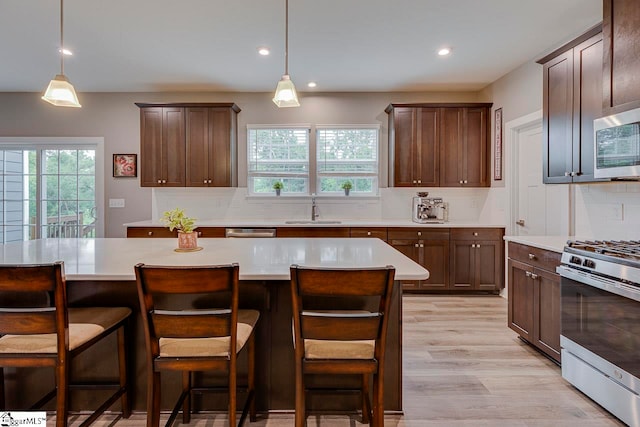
[273,74,300,107]
[42,0,81,108]
[42,74,81,107]
[273,0,300,108]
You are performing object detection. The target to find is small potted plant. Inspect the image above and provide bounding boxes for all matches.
[341,180,353,196]
[273,181,284,196]
[161,208,199,250]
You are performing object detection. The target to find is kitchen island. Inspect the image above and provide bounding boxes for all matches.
[0,238,428,414]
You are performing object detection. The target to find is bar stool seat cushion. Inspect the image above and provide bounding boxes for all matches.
[304,339,375,360]
[159,309,259,358]
[0,307,131,354]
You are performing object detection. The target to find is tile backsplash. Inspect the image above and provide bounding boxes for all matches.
[151,187,508,224]
[575,182,640,239]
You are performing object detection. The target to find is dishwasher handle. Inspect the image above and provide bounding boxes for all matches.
[225,228,276,238]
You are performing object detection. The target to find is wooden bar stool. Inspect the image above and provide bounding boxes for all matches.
[134,263,259,427]
[289,264,395,427]
[0,261,131,427]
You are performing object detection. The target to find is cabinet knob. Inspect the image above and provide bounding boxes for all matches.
[564,172,571,177]
[148,231,153,236]
[367,231,371,236]
[464,180,468,184]
[414,243,419,248]
[198,231,202,237]
[471,243,476,248]
[476,244,480,248]
[528,253,536,260]
[417,231,422,236]
[157,180,162,184]
[459,180,463,184]
[525,271,532,278]
[417,180,421,184]
[530,273,539,280]
[413,180,417,184]
[208,179,212,184]
[473,232,478,236]
[419,244,424,248]
[204,180,207,184]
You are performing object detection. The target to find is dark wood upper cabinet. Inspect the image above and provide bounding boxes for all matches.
[137,103,239,188]
[387,107,439,187]
[539,26,604,184]
[386,103,491,188]
[603,0,640,115]
[139,106,185,187]
[185,107,237,187]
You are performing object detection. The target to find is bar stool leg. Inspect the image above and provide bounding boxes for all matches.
[55,359,69,427]
[0,367,4,409]
[117,325,131,418]
[147,370,161,427]
[182,371,191,424]
[361,374,371,424]
[248,333,257,422]
[229,358,237,427]
[294,364,305,427]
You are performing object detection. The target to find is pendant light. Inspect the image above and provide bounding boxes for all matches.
[42,0,81,108]
[273,0,300,107]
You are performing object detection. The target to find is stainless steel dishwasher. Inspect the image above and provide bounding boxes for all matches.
[225,228,276,238]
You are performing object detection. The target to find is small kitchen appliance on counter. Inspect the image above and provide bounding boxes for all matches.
[412,192,448,224]
[557,239,640,427]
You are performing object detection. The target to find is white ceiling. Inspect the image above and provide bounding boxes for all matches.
[0,0,602,93]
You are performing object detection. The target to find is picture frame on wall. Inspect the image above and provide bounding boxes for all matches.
[494,108,503,181]
[113,154,137,177]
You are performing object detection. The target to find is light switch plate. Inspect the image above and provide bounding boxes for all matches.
[109,198,125,208]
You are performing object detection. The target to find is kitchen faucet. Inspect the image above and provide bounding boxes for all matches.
[311,194,319,221]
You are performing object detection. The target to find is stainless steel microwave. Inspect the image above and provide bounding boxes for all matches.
[594,108,640,179]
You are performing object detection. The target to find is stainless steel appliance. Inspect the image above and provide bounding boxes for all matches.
[594,107,640,180]
[412,192,448,224]
[557,240,640,427]
[225,228,276,238]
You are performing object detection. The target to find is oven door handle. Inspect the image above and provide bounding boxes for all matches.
[557,265,640,303]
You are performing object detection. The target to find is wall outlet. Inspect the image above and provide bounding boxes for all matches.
[605,203,623,221]
[109,198,125,208]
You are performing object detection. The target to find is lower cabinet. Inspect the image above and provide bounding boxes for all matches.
[450,228,504,292]
[507,242,561,362]
[388,228,450,291]
[126,227,225,238]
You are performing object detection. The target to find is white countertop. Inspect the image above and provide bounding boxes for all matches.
[0,238,429,282]
[124,219,506,228]
[503,235,576,253]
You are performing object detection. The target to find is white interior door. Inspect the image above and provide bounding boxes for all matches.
[508,112,569,236]
[516,125,546,235]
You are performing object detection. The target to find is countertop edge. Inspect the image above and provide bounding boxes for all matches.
[503,235,573,253]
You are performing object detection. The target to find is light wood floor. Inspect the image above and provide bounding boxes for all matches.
[63,295,624,426]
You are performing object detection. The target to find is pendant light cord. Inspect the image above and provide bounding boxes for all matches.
[60,0,65,75]
[284,0,289,75]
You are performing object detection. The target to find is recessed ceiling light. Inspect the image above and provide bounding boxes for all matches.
[307,82,317,88]
[438,47,451,56]
[258,47,270,56]
[59,48,73,56]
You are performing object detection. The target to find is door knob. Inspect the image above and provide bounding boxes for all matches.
[516,219,525,226]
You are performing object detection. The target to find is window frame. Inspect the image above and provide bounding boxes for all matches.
[247,124,380,197]
[0,137,105,239]
[315,124,380,196]
[247,125,311,196]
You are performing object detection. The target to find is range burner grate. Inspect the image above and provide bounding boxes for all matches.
[567,240,640,261]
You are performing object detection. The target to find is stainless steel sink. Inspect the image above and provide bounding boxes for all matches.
[284,220,342,224]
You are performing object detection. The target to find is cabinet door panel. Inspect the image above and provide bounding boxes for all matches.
[390,239,420,290]
[185,107,209,187]
[450,240,472,289]
[603,0,640,113]
[393,108,417,187]
[476,241,501,291]
[209,108,232,186]
[508,259,534,342]
[543,51,573,183]
[420,239,449,290]
[534,267,561,361]
[463,108,488,187]
[163,108,186,187]
[573,34,603,183]
[140,108,163,187]
[439,108,463,186]
[417,108,439,187]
